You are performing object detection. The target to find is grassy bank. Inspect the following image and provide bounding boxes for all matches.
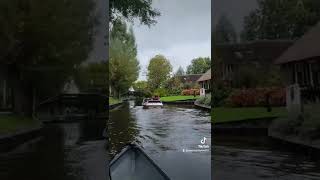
[109,97,121,105]
[0,115,40,135]
[160,95,198,102]
[212,107,287,123]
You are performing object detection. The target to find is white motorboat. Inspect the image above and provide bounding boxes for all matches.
[142,98,163,108]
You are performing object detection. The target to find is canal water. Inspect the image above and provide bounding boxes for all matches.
[108,101,211,180]
[213,136,320,179]
[0,119,108,180]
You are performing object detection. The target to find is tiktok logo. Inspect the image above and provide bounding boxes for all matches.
[200,137,207,144]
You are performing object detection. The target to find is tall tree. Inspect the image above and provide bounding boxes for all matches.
[0,0,95,115]
[147,55,172,91]
[109,19,140,97]
[110,0,160,26]
[175,66,185,76]
[213,14,238,44]
[186,57,211,74]
[241,0,320,41]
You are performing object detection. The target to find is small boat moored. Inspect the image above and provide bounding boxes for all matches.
[109,143,171,180]
[142,97,163,108]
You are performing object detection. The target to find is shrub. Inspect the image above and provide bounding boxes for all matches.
[212,82,231,107]
[196,96,206,104]
[195,94,211,106]
[153,88,168,97]
[204,94,211,106]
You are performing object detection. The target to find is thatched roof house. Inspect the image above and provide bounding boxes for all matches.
[275,22,320,65]
[275,22,320,87]
[176,74,203,84]
[197,69,211,91]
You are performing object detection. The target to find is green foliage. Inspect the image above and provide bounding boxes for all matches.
[0,115,40,134]
[196,96,206,104]
[165,76,183,95]
[204,95,211,106]
[133,81,148,90]
[186,57,211,74]
[233,64,283,88]
[109,19,140,97]
[175,66,185,76]
[147,55,172,91]
[74,62,108,93]
[153,88,168,97]
[0,0,95,107]
[213,14,238,44]
[195,95,211,106]
[241,0,320,41]
[110,0,160,26]
[212,81,231,107]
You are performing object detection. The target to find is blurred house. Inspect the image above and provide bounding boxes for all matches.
[197,69,211,96]
[275,22,320,114]
[215,40,293,86]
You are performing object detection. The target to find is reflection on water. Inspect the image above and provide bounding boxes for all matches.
[0,120,108,180]
[108,101,211,180]
[213,136,320,180]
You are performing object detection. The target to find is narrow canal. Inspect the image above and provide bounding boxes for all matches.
[108,100,211,180]
[0,119,108,180]
[213,136,320,179]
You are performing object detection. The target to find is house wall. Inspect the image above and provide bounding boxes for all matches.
[283,60,320,115]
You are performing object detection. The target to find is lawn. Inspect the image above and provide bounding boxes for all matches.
[160,95,198,102]
[109,97,121,105]
[212,107,288,123]
[0,115,40,134]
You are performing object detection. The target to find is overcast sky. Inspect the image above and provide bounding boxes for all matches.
[132,0,211,80]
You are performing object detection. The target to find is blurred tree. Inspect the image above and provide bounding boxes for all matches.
[74,62,108,93]
[213,14,238,44]
[241,0,320,41]
[0,0,95,115]
[147,55,172,91]
[186,57,211,74]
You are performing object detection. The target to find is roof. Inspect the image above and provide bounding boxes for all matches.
[176,74,202,83]
[216,40,293,64]
[197,69,211,82]
[275,22,320,64]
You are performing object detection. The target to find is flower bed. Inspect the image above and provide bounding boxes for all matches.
[181,89,200,96]
[226,87,286,107]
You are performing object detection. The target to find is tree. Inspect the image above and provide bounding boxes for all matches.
[0,0,95,115]
[241,0,320,41]
[133,81,148,90]
[213,14,238,44]
[165,76,183,95]
[186,57,211,74]
[109,19,140,97]
[74,62,108,93]
[110,0,160,26]
[147,55,172,91]
[175,66,185,76]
